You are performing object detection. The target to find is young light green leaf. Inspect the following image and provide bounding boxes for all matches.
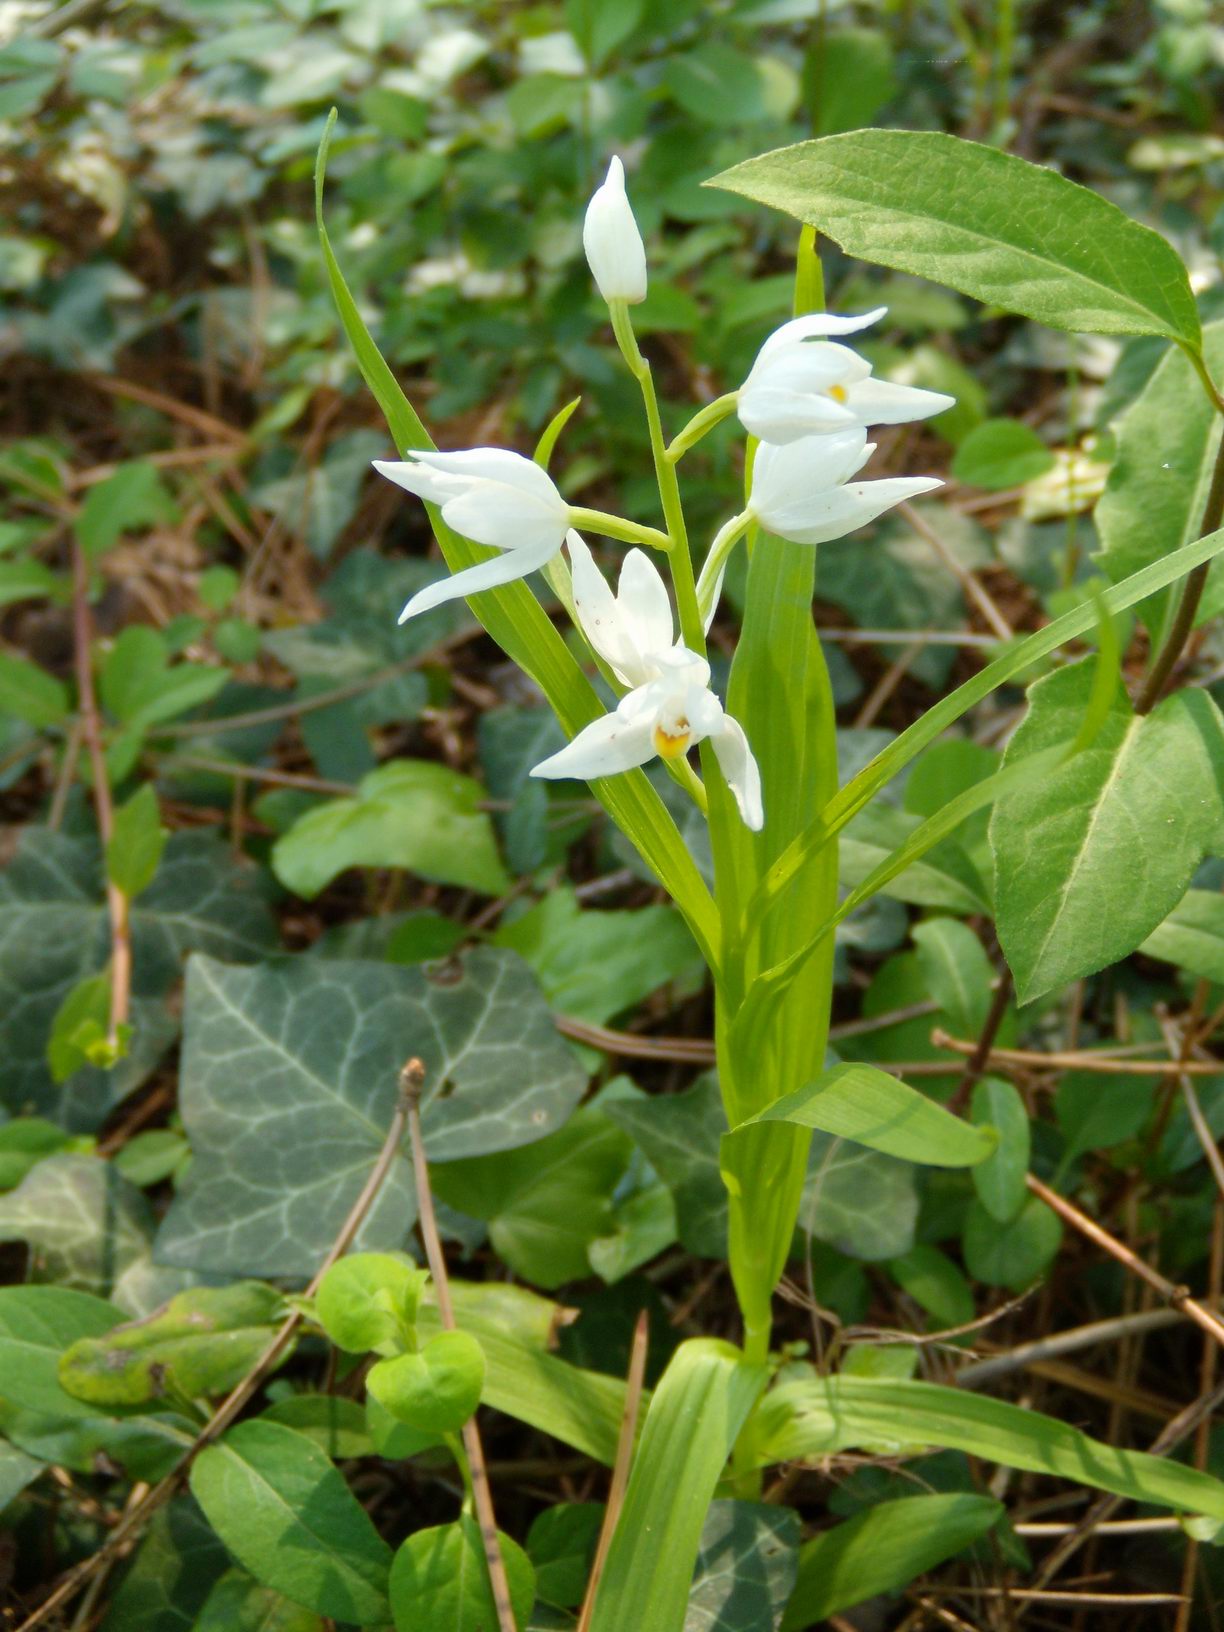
[388,1517,535,1632]
[189,1420,392,1623]
[107,784,168,899]
[781,1493,1002,1629]
[734,1063,996,1168]
[913,919,996,1037]
[991,662,1224,1001]
[315,1253,426,1355]
[755,1374,1224,1517]
[588,1340,768,1632]
[710,130,1201,345]
[970,1078,1030,1223]
[272,759,511,899]
[367,1330,485,1434]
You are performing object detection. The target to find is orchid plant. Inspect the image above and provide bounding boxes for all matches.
[315,120,1224,1632]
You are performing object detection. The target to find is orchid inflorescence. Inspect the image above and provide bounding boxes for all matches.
[374,157,952,834]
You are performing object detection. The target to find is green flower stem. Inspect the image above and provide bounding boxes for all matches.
[567,507,672,553]
[666,393,740,463]
[608,301,705,656]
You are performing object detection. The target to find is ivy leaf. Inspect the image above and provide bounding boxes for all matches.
[0,829,277,1127]
[99,1498,230,1632]
[156,948,586,1278]
[800,1134,918,1262]
[686,1500,799,1631]
[990,661,1224,1001]
[193,1569,325,1632]
[710,130,1201,345]
[272,759,511,899]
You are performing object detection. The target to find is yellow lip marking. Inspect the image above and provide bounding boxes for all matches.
[653,720,691,759]
[829,383,848,403]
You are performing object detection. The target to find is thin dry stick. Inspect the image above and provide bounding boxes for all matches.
[577,1310,650,1632]
[958,1303,1223,1386]
[853,639,926,729]
[1026,1171,1224,1352]
[900,499,1014,642]
[402,1058,516,1632]
[934,1032,1224,1075]
[71,539,129,1047]
[17,1080,414,1632]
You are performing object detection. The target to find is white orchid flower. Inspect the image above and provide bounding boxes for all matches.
[583,155,647,306]
[375,449,570,622]
[532,535,763,830]
[695,428,943,622]
[738,308,955,445]
[375,447,671,623]
[750,426,943,545]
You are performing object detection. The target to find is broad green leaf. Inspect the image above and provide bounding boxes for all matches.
[799,1134,918,1262]
[686,1500,799,1631]
[952,419,1055,490]
[248,430,385,561]
[888,1245,975,1331]
[260,1396,372,1461]
[913,919,996,1037]
[0,650,69,727]
[588,1341,768,1632]
[604,1078,730,1258]
[0,829,276,1128]
[1056,1070,1156,1163]
[389,1517,535,1632]
[803,27,896,135]
[100,1498,230,1632]
[0,1285,121,1417]
[970,1078,1030,1223]
[781,1493,1002,1629]
[755,1374,1224,1517]
[430,1104,633,1289]
[1141,888,1224,983]
[315,1253,426,1355]
[193,1569,325,1632]
[841,805,988,915]
[757,525,1224,921]
[962,1195,1062,1289]
[735,1064,996,1167]
[1096,320,1224,637]
[100,626,228,730]
[58,1283,285,1408]
[189,1420,392,1623]
[107,784,168,899]
[990,661,1224,1001]
[314,117,720,972]
[565,0,643,67]
[272,758,510,899]
[490,887,701,1026]
[710,130,1200,345]
[0,1440,42,1512]
[0,1117,75,1190]
[156,949,584,1278]
[367,1330,485,1433]
[0,555,64,607]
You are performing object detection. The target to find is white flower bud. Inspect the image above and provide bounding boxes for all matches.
[583,155,647,306]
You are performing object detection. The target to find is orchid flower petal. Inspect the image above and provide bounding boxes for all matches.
[844,377,956,425]
[765,476,944,546]
[530,704,656,781]
[397,534,557,623]
[709,713,764,831]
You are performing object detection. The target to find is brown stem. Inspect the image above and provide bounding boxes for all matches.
[947,967,1013,1114]
[18,1078,413,1632]
[577,1310,649,1632]
[403,1059,516,1632]
[71,540,129,1047]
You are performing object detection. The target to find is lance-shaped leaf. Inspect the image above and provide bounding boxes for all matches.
[754,1375,1224,1519]
[990,661,1224,1001]
[709,130,1200,346]
[155,949,585,1278]
[780,1493,1003,1630]
[1140,889,1224,984]
[730,1063,997,1168]
[588,1341,768,1632]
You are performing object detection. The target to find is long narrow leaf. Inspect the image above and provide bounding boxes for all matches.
[588,1340,767,1632]
[755,1375,1224,1519]
[314,114,720,969]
